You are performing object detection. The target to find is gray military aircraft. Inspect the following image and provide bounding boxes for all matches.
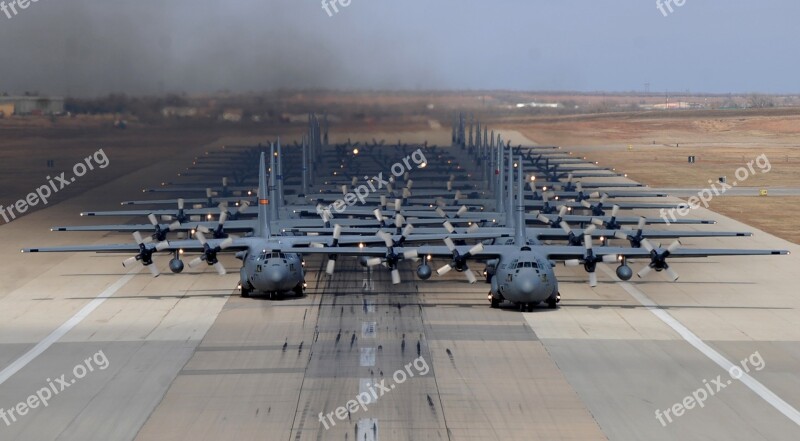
[277,156,789,311]
[24,152,305,298]
[22,152,494,299]
[24,143,789,310]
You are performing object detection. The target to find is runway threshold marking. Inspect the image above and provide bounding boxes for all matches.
[357,418,378,441]
[0,266,141,386]
[600,266,800,426]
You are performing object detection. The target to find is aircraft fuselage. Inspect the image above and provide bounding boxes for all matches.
[240,248,305,295]
[489,248,558,305]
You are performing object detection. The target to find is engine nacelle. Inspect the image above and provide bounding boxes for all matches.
[616,264,633,281]
[484,259,498,276]
[169,258,184,273]
[358,256,370,267]
[416,264,432,280]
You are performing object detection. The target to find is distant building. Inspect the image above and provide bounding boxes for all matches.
[0,102,12,117]
[642,102,705,110]
[221,108,243,123]
[0,96,64,115]
[161,106,198,118]
[280,113,311,123]
[515,102,562,109]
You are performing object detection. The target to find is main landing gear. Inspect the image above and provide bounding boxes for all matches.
[546,292,561,309]
[489,292,503,309]
[240,282,252,298]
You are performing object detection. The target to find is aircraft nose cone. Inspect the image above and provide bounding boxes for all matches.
[517,274,537,295]
[265,264,288,283]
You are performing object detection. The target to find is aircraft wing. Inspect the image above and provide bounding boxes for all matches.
[278,244,509,259]
[540,245,789,261]
[50,220,257,233]
[293,232,506,247]
[534,229,753,240]
[279,243,788,261]
[21,237,251,254]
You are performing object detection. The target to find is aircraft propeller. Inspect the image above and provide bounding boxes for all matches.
[536,205,569,228]
[365,225,417,285]
[581,193,610,216]
[637,239,681,281]
[324,224,342,275]
[565,235,617,287]
[434,237,484,283]
[122,231,169,277]
[590,204,623,230]
[559,220,597,246]
[188,231,232,275]
[613,217,648,247]
[148,213,180,242]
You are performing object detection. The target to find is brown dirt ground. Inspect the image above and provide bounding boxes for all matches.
[506,112,800,244]
[707,197,800,245]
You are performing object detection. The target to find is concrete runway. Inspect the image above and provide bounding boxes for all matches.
[1,131,799,440]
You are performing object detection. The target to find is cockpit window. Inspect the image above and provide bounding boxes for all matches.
[259,252,288,260]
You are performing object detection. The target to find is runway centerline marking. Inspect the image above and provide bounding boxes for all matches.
[360,347,376,367]
[600,265,800,426]
[0,266,141,386]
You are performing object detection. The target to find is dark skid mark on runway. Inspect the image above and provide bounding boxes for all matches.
[180,368,306,375]
[426,324,539,341]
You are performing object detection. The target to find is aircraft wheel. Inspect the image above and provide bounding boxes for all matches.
[526,303,535,312]
[241,284,251,298]
[490,297,500,309]
[293,283,304,297]
[547,297,558,309]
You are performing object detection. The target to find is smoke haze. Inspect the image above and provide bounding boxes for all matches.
[0,0,798,96]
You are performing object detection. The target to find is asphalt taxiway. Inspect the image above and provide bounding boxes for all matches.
[1,131,799,440]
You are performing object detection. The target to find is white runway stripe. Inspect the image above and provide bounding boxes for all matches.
[601,265,800,426]
[0,266,141,386]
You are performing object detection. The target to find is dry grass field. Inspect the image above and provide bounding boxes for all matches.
[506,112,800,243]
[707,197,800,244]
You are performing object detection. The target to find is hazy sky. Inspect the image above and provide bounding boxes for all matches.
[0,0,797,96]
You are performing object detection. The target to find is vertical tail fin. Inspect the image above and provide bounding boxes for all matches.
[269,142,278,221]
[496,137,504,213]
[507,144,514,231]
[515,155,526,247]
[257,151,271,238]
[276,137,284,212]
[301,135,308,195]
